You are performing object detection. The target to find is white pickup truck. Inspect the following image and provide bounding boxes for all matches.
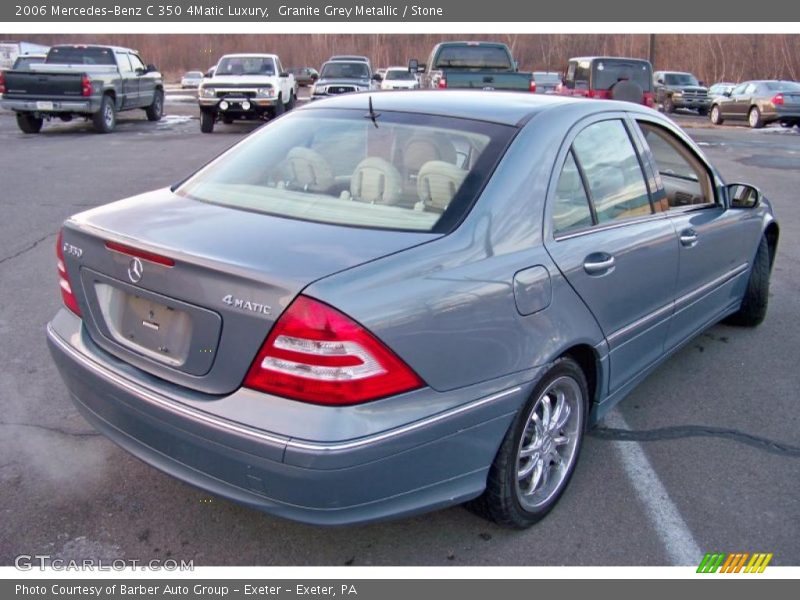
[198,53,297,133]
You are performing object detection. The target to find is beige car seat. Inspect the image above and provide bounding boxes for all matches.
[284,147,336,192]
[350,157,404,205]
[416,160,468,212]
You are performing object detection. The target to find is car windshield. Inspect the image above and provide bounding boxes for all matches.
[185,71,203,77]
[216,56,275,76]
[664,73,699,86]
[434,46,513,70]
[320,62,370,79]
[385,69,416,80]
[591,60,652,91]
[764,81,800,92]
[176,109,514,233]
[46,46,115,65]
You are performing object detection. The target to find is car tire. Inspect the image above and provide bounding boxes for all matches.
[16,112,43,134]
[663,95,675,113]
[92,95,116,133]
[273,94,285,117]
[286,91,296,111]
[725,235,772,327]
[748,106,764,129]
[467,357,588,528]
[200,110,215,133]
[698,107,709,116]
[145,89,164,121]
[710,104,724,125]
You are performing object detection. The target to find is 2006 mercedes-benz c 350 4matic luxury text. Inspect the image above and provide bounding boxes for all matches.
[47,91,779,528]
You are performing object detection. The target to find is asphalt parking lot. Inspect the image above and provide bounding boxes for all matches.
[0,96,798,567]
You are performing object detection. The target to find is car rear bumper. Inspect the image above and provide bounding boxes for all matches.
[1,97,99,113]
[47,309,528,525]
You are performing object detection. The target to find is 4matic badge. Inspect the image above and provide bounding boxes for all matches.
[222,294,271,315]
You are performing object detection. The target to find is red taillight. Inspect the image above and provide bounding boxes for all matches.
[588,89,612,100]
[244,296,424,405]
[105,240,175,267]
[772,93,784,106]
[56,231,81,317]
[437,78,447,89]
[81,74,92,97]
[644,91,656,107]
[529,80,537,93]
[0,71,6,95]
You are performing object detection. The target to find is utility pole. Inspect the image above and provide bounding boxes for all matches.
[648,33,657,67]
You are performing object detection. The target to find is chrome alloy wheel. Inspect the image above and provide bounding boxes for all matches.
[104,102,115,128]
[515,376,583,510]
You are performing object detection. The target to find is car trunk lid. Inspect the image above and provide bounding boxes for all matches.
[63,188,437,394]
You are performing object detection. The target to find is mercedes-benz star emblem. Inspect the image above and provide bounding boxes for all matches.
[127,257,144,283]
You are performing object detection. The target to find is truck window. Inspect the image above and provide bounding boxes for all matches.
[46,46,116,65]
[128,53,146,72]
[433,46,513,70]
[117,53,134,73]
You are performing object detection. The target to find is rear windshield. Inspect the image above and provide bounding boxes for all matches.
[434,45,513,70]
[592,60,652,91]
[764,81,800,92]
[663,73,699,86]
[176,109,515,233]
[13,56,45,70]
[216,56,275,76]
[385,69,416,80]
[533,72,560,83]
[320,62,370,79]
[46,46,115,65]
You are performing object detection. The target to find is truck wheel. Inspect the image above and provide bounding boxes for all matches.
[16,112,43,134]
[92,95,116,133]
[273,94,285,117]
[286,91,296,111]
[200,110,215,133]
[663,95,675,113]
[710,105,724,125]
[145,89,164,121]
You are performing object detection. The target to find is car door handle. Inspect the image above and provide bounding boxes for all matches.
[680,229,699,247]
[583,253,616,275]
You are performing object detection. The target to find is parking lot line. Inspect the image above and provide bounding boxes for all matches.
[605,409,703,565]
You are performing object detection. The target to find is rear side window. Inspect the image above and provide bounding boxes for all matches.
[552,152,593,234]
[176,109,515,233]
[572,120,651,224]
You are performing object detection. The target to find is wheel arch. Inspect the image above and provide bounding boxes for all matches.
[764,221,779,270]
[559,343,601,410]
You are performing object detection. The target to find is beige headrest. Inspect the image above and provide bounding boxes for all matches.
[350,157,403,205]
[285,147,335,192]
[417,161,468,212]
[402,134,458,174]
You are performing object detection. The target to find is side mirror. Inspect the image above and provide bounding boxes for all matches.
[146,64,157,73]
[699,80,705,86]
[279,71,289,78]
[723,90,732,97]
[657,78,664,85]
[372,73,383,82]
[408,59,419,73]
[727,183,761,208]
[205,69,214,78]
[417,63,426,72]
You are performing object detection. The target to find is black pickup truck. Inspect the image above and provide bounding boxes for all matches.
[0,44,164,133]
[416,41,535,92]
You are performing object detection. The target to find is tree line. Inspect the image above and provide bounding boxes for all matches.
[6,33,799,83]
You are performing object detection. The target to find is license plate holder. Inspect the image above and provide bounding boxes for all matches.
[36,101,54,111]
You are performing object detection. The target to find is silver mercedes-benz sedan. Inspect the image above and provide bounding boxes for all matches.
[48,91,778,528]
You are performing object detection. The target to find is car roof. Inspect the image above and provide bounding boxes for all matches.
[296,89,654,127]
[218,53,278,59]
[435,41,509,48]
[52,44,139,54]
[571,56,651,64]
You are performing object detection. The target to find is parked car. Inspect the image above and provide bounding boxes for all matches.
[48,90,778,528]
[11,53,47,70]
[288,67,319,86]
[708,81,737,99]
[0,44,164,134]
[532,71,561,94]
[710,80,800,128]
[375,68,387,80]
[180,70,204,88]
[198,53,297,133]
[311,60,379,100]
[0,40,49,70]
[560,56,655,107]
[654,70,710,115]
[380,66,420,90]
[416,41,535,92]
